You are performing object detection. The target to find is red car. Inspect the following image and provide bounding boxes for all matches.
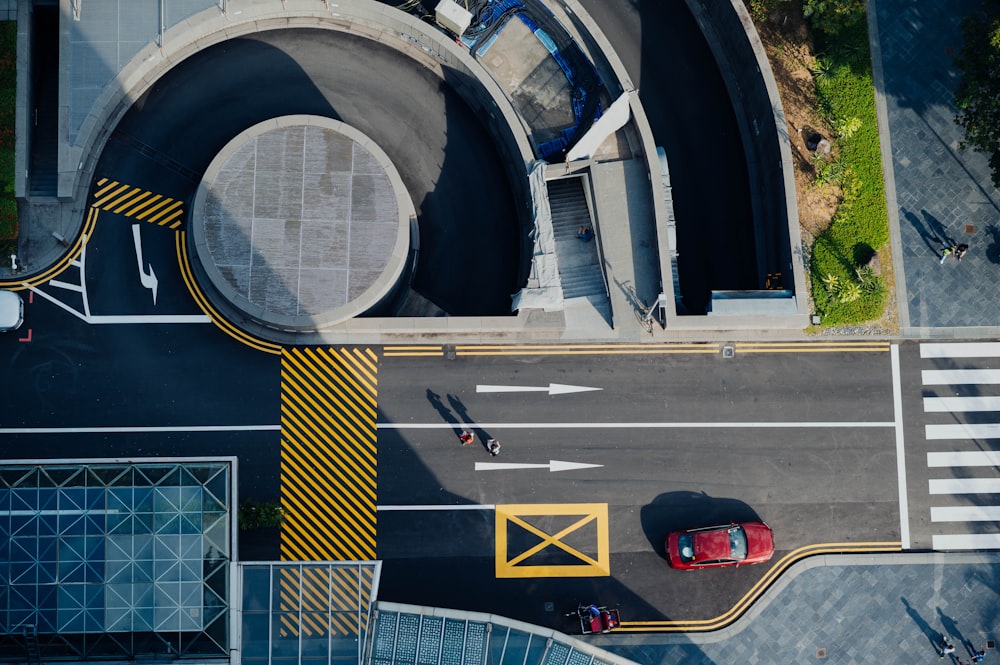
[665,522,774,569]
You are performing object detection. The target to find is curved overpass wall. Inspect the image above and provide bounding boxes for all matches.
[66,1,536,231]
[682,0,807,322]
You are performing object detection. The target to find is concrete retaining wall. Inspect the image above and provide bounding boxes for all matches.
[683,0,807,324]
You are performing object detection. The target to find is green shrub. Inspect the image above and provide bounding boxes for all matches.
[238,499,286,530]
[807,7,890,325]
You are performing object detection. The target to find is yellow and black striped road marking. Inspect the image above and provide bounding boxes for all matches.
[276,565,376,637]
[617,540,901,633]
[280,347,378,562]
[92,177,184,228]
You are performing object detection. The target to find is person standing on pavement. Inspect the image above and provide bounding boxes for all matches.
[940,245,956,264]
[942,639,957,658]
[955,243,969,261]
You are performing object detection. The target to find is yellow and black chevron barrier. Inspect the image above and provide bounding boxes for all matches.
[280,347,378,562]
[92,177,184,229]
[276,565,376,637]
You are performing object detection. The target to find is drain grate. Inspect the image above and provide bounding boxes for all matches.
[816,648,827,659]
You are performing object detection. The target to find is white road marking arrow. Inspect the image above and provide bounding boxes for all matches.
[132,224,158,305]
[476,383,602,395]
[475,460,604,472]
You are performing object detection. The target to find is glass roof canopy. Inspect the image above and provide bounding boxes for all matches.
[0,461,233,662]
[239,562,381,665]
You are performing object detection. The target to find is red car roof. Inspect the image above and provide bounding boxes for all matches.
[692,528,733,561]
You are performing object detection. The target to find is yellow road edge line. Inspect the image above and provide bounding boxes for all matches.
[175,231,282,355]
[738,347,889,353]
[457,344,713,350]
[618,541,902,632]
[0,206,99,290]
[383,352,446,357]
[459,349,719,356]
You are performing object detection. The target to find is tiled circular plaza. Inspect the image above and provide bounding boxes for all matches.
[191,116,413,331]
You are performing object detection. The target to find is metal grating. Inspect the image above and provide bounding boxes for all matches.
[368,606,639,665]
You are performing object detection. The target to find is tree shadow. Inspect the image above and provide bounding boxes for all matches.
[984,224,1000,264]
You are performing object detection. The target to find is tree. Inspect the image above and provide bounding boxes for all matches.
[802,0,866,34]
[954,1,1000,188]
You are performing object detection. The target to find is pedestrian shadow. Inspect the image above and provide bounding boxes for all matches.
[937,608,968,652]
[985,225,1000,264]
[426,390,459,432]
[901,207,946,258]
[446,393,492,451]
[902,597,943,655]
[922,210,958,248]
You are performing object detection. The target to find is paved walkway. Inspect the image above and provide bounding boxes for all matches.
[873,0,1000,333]
[596,554,999,665]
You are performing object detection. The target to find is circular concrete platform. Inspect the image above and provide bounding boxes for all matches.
[190,115,414,331]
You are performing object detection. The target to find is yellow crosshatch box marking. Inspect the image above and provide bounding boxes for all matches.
[495,504,609,578]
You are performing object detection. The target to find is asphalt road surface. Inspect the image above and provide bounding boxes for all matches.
[374,348,901,626]
[92,28,522,316]
[6,329,992,627]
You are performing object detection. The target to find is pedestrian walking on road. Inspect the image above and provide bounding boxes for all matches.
[459,431,475,446]
[941,245,955,264]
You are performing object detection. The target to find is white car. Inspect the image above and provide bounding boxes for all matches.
[0,290,24,331]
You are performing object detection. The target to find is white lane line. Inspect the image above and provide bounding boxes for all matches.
[28,285,88,321]
[928,451,1000,467]
[0,425,281,434]
[28,286,210,325]
[922,369,1000,385]
[924,396,1000,412]
[932,533,1000,550]
[88,314,211,324]
[930,506,1000,522]
[377,421,895,429]
[48,280,84,293]
[3,421,895,435]
[929,478,1000,494]
[891,345,910,550]
[377,504,495,511]
[921,342,1000,358]
[926,423,1000,440]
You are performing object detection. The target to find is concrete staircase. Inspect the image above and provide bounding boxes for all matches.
[29,5,59,198]
[546,177,609,307]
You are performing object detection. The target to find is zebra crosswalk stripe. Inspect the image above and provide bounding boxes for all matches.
[920,342,1000,551]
